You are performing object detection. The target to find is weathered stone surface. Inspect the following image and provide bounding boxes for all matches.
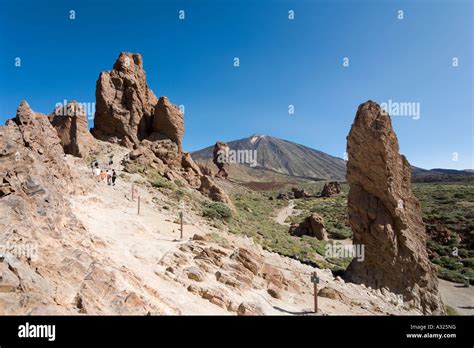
[92,52,158,147]
[198,176,231,204]
[213,141,230,179]
[318,287,350,304]
[320,181,341,198]
[50,101,95,157]
[237,301,264,316]
[153,97,184,152]
[230,248,263,276]
[267,286,282,299]
[289,213,328,240]
[198,163,213,177]
[0,101,89,314]
[261,263,285,289]
[184,266,205,282]
[344,100,444,314]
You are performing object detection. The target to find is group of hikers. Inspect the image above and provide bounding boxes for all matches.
[91,156,117,186]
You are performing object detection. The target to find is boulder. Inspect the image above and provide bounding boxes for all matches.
[344,100,444,314]
[291,187,310,199]
[318,287,350,304]
[289,213,328,240]
[320,181,341,198]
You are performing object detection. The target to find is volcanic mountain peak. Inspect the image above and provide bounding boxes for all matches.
[192,135,347,181]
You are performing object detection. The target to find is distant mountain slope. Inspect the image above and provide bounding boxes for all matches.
[192,135,347,181]
[411,167,474,183]
[192,135,473,183]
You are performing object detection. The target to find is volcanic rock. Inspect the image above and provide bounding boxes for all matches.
[50,101,95,157]
[237,301,264,316]
[291,187,310,199]
[152,97,184,152]
[344,100,444,314]
[198,176,231,204]
[289,213,328,240]
[0,101,87,313]
[276,192,292,200]
[92,52,158,147]
[198,163,213,177]
[320,181,341,198]
[94,52,203,189]
[318,287,350,304]
[213,141,230,179]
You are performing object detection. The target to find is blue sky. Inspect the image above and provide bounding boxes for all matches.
[0,0,472,169]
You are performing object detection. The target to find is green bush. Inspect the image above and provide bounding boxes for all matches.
[462,258,474,268]
[149,174,174,189]
[202,202,232,220]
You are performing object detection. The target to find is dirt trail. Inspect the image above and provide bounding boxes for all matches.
[274,200,298,225]
[438,279,474,315]
[60,146,424,316]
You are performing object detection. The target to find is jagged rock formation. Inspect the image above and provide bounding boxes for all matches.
[0,101,88,312]
[50,101,95,157]
[153,97,184,152]
[91,52,211,191]
[198,176,231,205]
[344,100,444,314]
[198,163,213,177]
[212,141,230,179]
[289,213,328,240]
[320,181,341,198]
[92,52,158,147]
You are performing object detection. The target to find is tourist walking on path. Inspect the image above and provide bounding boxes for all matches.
[106,169,112,185]
[99,170,106,182]
[94,165,101,180]
[112,169,117,186]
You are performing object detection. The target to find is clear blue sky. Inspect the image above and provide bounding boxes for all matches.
[0,0,472,169]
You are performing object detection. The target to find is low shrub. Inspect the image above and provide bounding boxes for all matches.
[202,202,232,220]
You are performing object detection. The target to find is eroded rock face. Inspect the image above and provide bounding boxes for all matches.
[198,176,231,205]
[213,141,230,179]
[153,97,184,152]
[92,52,158,147]
[198,162,213,177]
[344,100,444,314]
[0,101,87,313]
[320,181,341,198]
[50,101,96,157]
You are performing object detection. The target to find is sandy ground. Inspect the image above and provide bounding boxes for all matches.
[438,279,474,315]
